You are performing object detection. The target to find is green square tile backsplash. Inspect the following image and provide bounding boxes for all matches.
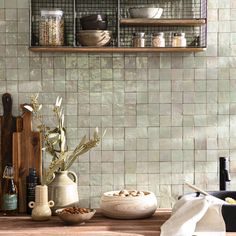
[0,0,236,208]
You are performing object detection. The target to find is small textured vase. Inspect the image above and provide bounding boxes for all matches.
[29,185,54,221]
[48,171,79,213]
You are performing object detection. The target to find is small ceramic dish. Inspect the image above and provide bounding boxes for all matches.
[56,207,96,225]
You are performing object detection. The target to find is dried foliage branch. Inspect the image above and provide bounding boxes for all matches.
[24,94,104,185]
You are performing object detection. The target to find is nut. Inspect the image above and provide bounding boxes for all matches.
[114,189,145,197]
[59,207,91,215]
[137,191,145,196]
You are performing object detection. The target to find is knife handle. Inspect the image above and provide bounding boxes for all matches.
[2,93,12,117]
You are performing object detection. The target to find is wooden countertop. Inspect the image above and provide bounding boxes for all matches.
[0,209,236,236]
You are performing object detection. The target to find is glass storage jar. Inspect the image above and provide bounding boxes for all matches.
[152,32,165,47]
[39,9,64,46]
[132,32,146,47]
[172,32,187,47]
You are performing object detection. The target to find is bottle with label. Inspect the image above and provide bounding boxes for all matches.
[26,168,38,214]
[2,165,18,214]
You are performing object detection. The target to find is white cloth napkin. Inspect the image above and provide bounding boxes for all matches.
[160,194,226,236]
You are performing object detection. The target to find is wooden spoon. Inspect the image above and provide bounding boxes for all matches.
[185,182,209,196]
[185,181,227,204]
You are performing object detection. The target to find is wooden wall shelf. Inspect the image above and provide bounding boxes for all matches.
[120,18,207,27]
[29,47,206,53]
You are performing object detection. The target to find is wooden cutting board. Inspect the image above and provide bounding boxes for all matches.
[0,93,19,211]
[13,105,42,213]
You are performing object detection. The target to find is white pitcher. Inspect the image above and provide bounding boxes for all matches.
[48,171,79,214]
[29,185,54,221]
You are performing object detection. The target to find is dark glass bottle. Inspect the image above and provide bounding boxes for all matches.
[26,168,38,214]
[2,165,18,214]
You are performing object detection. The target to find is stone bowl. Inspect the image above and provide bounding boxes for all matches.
[77,30,111,46]
[56,207,96,225]
[100,190,157,219]
[129,7,163,19]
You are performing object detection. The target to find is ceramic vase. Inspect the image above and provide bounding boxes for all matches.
[29,185,54,221]
[48,171,79,214]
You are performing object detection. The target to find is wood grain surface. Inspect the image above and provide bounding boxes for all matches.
[0,209,236,236]
[12,106,42,213]
[29,46,206,53]
[0,209,170,236]
[120,18,206,26]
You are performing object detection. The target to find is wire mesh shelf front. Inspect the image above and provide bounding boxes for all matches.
[120,0,206,19]
[120,0,207,48]
[30,0,207,49]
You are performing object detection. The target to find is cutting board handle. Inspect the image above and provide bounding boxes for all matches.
[21,104,32,133]
[2,93,12,117]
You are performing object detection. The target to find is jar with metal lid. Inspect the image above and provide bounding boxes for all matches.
[172,32,187,47]
[152,32,165,47]
[39,9,64,46]
[132,32,146,47]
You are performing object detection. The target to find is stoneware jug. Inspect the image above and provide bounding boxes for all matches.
[29,185,54,221]
[48,171,79,213]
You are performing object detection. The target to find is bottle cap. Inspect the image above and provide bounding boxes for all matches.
[27,168,38,182]
[152,32,164,37]
[173,32,185,37]
[41,9,63,17]
[29,168,36,174]
[3,165,14,178]
[133,32,145,37]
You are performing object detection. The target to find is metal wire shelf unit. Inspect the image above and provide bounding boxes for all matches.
[29,0,207,51]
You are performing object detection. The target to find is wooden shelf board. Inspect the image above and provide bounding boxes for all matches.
[120,18,206,26]
[29,46,206,53]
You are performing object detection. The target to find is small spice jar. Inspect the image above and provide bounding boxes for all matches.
[152,32,165,47]
[132,32,146,47]
[39,9,64,46]
[172,32,187,47]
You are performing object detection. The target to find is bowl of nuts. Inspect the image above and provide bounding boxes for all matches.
[100,190,157,219]
[56,207,96,225]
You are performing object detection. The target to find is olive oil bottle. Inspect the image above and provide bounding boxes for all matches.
[2,165,18,214]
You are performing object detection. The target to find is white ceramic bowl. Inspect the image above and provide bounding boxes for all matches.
[56,208,96,225]
[129,7,163,19]
[100,190,157,219]
[77,30,111,46]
